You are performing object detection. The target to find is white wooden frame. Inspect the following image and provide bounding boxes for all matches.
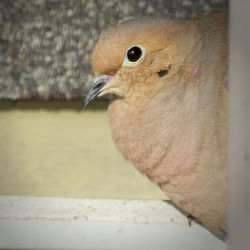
[228,1,250,249]
[0,196,226,249]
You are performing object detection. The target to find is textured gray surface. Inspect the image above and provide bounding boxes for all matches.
[0,0,228,100]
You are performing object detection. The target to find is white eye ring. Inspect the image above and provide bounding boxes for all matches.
[122,44,147,67]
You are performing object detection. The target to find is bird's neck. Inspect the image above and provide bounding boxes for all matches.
[107,65,227,178]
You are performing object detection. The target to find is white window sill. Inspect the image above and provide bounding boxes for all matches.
[0,195,226,250]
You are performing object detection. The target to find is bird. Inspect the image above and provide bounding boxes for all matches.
[83,11,228,238]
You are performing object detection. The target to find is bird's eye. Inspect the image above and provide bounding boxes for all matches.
[127,46,142,62]
[122,44,147,66]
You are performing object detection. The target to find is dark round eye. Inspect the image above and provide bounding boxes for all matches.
[127,46,142,62]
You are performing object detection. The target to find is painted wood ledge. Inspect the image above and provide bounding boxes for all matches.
[0,195,226,250]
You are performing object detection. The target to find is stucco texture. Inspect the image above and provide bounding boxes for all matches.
[0,0,228,100]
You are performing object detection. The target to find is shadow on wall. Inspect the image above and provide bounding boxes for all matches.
[0,100,109,111]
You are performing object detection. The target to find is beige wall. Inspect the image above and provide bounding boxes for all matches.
[0,101,165,199]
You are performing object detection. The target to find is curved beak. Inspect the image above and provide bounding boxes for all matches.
[82,75,110,109]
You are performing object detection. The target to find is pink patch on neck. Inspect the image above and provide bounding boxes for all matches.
[191,67,199,77]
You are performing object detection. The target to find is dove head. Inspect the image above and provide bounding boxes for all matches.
[83,17,193,108]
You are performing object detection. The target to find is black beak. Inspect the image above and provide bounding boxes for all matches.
[82,75,110,109]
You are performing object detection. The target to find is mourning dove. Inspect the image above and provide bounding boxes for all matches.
[83,11,228,237]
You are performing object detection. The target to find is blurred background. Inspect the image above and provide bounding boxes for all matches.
[0,0,228,199]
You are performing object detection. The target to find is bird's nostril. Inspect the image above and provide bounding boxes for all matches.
[94,81,105,90]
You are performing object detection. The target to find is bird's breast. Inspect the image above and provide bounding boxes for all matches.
[107,89,226,224]
[107,97,195,179]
